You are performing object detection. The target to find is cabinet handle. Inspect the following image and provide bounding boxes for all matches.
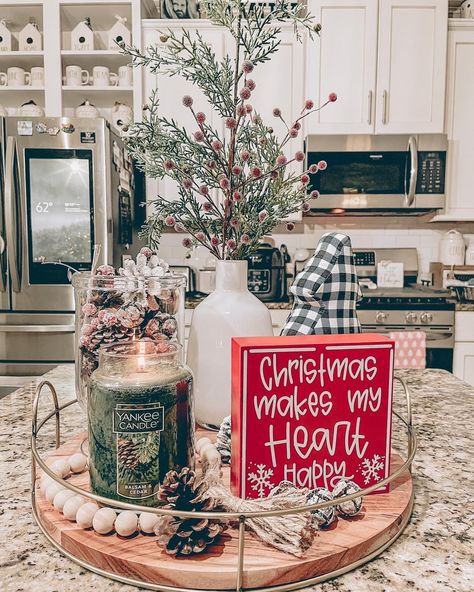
[367,90,373,125]
[382,90,388,125]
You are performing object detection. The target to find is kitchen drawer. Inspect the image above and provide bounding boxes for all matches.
[454,311,474,342]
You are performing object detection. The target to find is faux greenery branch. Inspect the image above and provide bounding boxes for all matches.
[122,0,336,260]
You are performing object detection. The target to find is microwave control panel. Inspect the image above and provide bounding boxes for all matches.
[416,151,446,194]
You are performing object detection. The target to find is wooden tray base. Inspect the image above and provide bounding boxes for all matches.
[33,430,413,591]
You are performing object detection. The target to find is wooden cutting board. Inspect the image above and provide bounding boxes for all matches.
[34,430,413,590]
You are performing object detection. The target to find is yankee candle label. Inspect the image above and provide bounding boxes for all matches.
[113,404,164,434]
[231,334,394,499]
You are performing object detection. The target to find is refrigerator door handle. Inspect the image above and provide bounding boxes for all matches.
[0,234,5,292]
[5,137,21,293]
[0,324,75,333]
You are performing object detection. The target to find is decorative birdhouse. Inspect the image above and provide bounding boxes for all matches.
[71,17,94,51]
[0,20,13,52]
[18,21,42,52]
[108,16,130,49]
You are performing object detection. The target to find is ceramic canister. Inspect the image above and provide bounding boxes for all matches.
[439,230,465,266]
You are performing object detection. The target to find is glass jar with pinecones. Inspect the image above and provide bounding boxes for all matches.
[72,249,186,412]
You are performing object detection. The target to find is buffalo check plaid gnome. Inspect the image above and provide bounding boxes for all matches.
[281,232,362,335]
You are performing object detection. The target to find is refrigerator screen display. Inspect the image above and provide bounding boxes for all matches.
[26,149,94,284]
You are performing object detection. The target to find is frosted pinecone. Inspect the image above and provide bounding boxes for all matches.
[117,302,146,329]
[216,416,231,464]
[118,248,169,304]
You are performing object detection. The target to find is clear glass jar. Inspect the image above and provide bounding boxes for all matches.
[72,272,186,411]
[88,340,194,506]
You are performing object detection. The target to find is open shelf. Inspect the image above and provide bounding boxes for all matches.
[62,85,133,91]
[61,50,132,68]
[61,87,134,109]
[1,86,45,91]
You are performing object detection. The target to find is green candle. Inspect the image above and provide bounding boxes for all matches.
[88,340,194,507]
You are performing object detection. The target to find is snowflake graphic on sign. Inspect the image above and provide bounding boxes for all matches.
[358,454,385,485]
[247,463,274,498]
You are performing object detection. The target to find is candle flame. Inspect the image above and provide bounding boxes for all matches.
[138,341,146,371]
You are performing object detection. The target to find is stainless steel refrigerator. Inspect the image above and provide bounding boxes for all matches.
[0,117,144,376]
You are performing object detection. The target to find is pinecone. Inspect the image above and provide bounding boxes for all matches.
[117,437,140,470]
[87,289,124,309]
[216,416,231,464]
[87,323,136,351]
[155,467,225,556]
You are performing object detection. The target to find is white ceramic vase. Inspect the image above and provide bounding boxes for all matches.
[186,259,273,429]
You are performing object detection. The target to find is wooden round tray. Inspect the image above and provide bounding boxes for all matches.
[34,430,413,591]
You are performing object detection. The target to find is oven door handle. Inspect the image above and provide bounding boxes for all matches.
[4,136,22,293]
[405,135,418,207]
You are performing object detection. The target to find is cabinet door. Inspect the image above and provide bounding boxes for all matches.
[306,0,378,134]
[376,0,448,134]
[453,342,474,387]
[443,28,474,220]
[246,27,305,220]
[142,24,226,206]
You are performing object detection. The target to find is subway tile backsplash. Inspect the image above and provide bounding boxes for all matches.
[157,221,474,277]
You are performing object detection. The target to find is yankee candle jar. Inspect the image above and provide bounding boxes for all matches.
[88,339,194,507]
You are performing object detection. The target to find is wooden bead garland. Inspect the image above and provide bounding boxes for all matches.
[40,442,224,539]
[39,440,364,554]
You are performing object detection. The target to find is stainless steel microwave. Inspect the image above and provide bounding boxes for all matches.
[306,134,448,214]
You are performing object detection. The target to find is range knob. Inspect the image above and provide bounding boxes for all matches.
[420,312,433,324]
[405,312,418,324]
[376,311,387,323]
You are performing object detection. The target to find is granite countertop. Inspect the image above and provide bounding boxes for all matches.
[455,303,474,311]
[1,366,474,591]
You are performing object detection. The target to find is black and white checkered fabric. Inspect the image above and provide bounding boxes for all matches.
[281,233,362,335]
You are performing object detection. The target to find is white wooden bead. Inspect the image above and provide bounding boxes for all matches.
[50,459,71,478]
[115,511,138,537]
[204,448,221,464]
[63,496,85,521]
[92,507,116,535]
[68,453,88,473]
[40,473,55,491]
[139,511,160,534]
[53,489,76,512]
[195,437,211,454]
[45,482,65,503]
[199,442,217,460]
[76,503,100,529]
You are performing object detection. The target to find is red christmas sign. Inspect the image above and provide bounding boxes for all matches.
[231,334,394,499]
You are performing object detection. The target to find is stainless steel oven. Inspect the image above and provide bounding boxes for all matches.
[306,134,447,214]
[355,248,455,372]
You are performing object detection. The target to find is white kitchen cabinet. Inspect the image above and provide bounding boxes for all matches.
[453,311,474,387]
[307,0,448,135]
[433,22,474,221]
[306,0,378,134]
[453,343,474,387]
[249,28,306,171]
[376,0,448,134]
[142,21,227,206]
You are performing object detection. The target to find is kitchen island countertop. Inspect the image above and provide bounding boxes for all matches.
[0,366,473,592]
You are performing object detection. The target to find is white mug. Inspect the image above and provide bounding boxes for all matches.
[65,65,90,87]
[118,65,132,87]
[0,72,6,87]
[7,67,31,87]
[92,65,118,87]
[30,66,44,88]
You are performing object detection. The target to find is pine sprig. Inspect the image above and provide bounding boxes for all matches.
[121,0,335,260]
